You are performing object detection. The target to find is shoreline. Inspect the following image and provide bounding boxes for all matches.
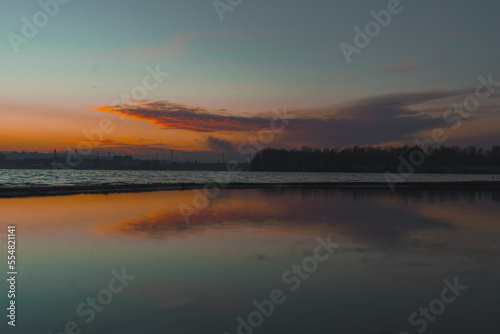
[1,181,500,198]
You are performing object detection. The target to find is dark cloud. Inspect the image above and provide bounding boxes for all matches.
[203,135,236,153]
[281,89,474,146]
[93,87,500,148]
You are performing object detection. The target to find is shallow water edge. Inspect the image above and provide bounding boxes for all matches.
[2,181,500,198]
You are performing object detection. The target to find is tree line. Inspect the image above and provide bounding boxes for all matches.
[250,145,500,173]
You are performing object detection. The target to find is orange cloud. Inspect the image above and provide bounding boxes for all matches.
[92,100,268,132]
[92,86,500,150]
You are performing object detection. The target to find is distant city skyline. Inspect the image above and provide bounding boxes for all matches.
[0,148,229,163]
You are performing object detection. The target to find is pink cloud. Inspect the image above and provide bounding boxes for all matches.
[147,30,255,56]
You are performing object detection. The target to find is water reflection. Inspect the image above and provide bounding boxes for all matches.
[103,189,458,246]
[0,189,498,334]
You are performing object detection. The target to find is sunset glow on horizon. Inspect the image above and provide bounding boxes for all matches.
[2,0,500,161]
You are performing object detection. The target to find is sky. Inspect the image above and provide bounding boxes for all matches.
[1,0,500,161]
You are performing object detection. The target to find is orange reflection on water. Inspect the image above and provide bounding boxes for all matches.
[1,188,498,251]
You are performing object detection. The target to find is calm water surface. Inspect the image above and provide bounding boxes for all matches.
[0,188,499,333]
[1,169,500,187]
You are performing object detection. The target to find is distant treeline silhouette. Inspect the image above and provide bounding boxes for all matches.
[250,145,500,173]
